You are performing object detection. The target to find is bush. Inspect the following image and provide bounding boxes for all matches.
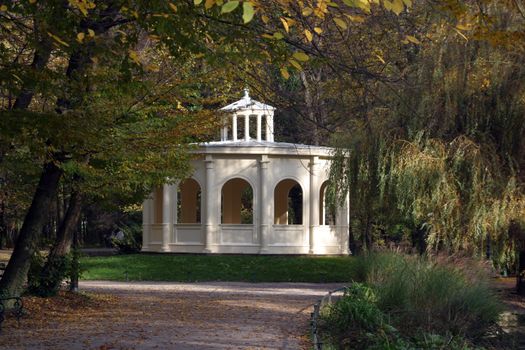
[111,222,142,254]
[321,253,502,349]
[319,283,404,349]
[27,249,83,297]
[352,253,502,340]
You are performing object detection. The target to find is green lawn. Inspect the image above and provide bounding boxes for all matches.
[80,254,355,282]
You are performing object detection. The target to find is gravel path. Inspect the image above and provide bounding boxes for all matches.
[1,281,343,350]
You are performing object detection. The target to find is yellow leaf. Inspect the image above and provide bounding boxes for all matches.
[0,5,7,11]
[273,32,284,40]
[314,27,323,34]
[346,14,365,23]
[293,51,309,62]
[76,32,85,43]
[169,3,177,12]
[128,50,141,64]
[345,0,370,13]
[242,2,255,24]
[289,58,302,70]
[29,0,37,3]
[304,29,313,42]
[280,17,289,33]
[88,29,95,37]
[405,35,420,44]
[221,1,239,14]
[47,32,69,47]
[280,67,290,80]
[390,0,404,15]
[456,24,471,31]
[333,17,347,29]
[302,7,313,16]
[261,15,269,24]
[205,0,215,9]
[194,0,203,4]
[91,56,99,64]
[375,53,386,64]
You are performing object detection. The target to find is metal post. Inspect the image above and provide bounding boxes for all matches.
[70,229,79,292]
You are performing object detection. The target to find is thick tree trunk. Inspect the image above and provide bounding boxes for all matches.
[0,162,62,296]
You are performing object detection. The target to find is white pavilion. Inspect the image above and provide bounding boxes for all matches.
[142,90,349,255]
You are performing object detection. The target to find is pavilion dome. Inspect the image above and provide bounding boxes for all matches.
[220,89,276,112]
[216,89,276,143]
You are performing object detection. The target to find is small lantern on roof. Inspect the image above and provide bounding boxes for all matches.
[219,89,276,142]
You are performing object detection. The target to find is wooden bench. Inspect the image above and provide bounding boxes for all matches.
[0,264,24,332]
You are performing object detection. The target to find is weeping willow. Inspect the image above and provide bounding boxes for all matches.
[328,4,525,269]
[385,136,523,260]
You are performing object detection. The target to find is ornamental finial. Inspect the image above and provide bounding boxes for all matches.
[243,88,250,100]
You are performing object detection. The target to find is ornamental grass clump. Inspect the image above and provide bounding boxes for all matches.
[321,253,502,349]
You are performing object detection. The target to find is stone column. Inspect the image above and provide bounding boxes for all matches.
[142,196,152,251]
[256,114,262,141]
[244,114,250,141]
[204,155,216,253]
[161,184,172,252]
[340,192,350,254]
[309,156,320,254]
[259,154,270,253]
[266,112,274,142]
[233,114,238,141]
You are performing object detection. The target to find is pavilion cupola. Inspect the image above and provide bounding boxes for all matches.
[219,89,276,142]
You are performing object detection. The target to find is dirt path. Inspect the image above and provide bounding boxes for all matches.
[0,281,343,350]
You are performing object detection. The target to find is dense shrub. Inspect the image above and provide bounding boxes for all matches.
[319,283,404,349]
[321,253,502,349]
[111,222,142,254]
[27,250,83,297]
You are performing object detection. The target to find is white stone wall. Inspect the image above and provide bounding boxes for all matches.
[142,144,349,255]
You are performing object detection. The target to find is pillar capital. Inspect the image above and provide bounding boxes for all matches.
[259,154,270,168]
[205,155,214,168]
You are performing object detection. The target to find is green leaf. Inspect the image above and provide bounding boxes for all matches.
[293,52,309,62]
[242,2,255,23]
[194,0,203,5]
[221,1,239,13]
[273,32,284,40]
[333,17,347,29]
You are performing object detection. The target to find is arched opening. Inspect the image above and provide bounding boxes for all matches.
[221,178,253,224]
[237,115,246,140]
[320,181,336,225]
[274,179,303,225]
[153,187,163,223]
[177,179,201,223]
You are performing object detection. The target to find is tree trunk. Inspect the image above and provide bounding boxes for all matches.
[0,162,62,296]
[0,200,6,250]
[517,249,525,296]
[34,189,82,295]
[49,190,82,259]
[12,42,52,110]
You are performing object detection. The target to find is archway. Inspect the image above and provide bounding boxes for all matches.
[177,179,201,223]
[320,181,336,225]
[221,178,253,224]
[274,179,303,225]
